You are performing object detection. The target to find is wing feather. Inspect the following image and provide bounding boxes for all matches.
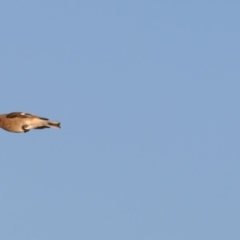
[6,112,49,120]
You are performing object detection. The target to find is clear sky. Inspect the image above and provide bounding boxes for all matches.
[0,1,240,239]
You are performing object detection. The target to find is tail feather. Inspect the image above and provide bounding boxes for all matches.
[47,121,61,129]
[35,126,50,130]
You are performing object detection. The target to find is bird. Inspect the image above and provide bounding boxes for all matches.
[0,112,61,133]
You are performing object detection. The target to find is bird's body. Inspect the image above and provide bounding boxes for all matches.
[0,112,60,133]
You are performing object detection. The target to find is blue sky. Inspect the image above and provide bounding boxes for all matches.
[0,1,240,239]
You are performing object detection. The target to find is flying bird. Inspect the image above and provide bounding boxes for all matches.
[0,112,60,133]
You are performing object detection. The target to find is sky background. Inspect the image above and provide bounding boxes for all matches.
[0,1,240,239]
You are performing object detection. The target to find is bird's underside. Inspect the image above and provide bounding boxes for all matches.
[0,112,61,133]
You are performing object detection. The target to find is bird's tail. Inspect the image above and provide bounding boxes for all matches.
[47,121,61,129]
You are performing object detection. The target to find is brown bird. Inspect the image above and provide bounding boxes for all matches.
[0,112,61,133]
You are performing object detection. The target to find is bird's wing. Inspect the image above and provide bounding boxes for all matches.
[6,112,49,120]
